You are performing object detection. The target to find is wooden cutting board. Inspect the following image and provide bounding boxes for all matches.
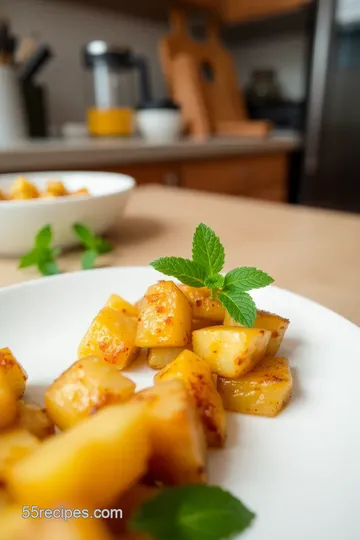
[160,9,270,138]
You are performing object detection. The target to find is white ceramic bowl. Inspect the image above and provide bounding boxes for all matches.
[137,109,182,143]
[0,171,135,256]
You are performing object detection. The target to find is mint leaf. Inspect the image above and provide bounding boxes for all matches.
[224,267,274,292]
[73,223,96,249]
[35,225,52,249]
[130,485,255,540]
[95,237,113,255]
[219,288,257,327]
[192,224,225,276]
[150,257,206,287]
[81,250,98,270]
[18,249,39,269]
[52,247,62,258]
[204,274,225,291]
[38,260,60,276]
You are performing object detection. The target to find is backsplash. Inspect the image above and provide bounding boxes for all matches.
[2,0,168,129]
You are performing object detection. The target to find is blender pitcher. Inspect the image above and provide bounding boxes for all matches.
[83,41,151,137]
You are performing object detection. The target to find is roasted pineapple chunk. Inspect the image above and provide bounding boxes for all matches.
[0,372,17,430]
[46,180,68,197]
[147,346,190,370]
[136,281,191,348]
[72,187,90,196]
[105,294,139,318]
[15,401,55,439]
[193,326,271,377]
[0,189,6,201]
[46,356,136,430]
[155,350,226,447]
[0,487,11,508]
[78,307,139,368]
[6,401,150,508]
[224,310,289,357]
[192,319,214,331]
[218,356,292,417]
[0,348,27,398]
[9,177,39,200]
[134,380,207,485]
[0,429,40,482]
[179,285,225,321]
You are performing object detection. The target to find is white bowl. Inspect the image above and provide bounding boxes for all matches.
[136,109,182,143]
[0,171,135,256]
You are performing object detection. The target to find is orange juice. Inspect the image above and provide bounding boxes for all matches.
[87,107,134,136]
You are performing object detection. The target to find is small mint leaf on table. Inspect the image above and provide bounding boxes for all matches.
[150,257,207,288]
[73,223,97,249]
[219,288,257,327]
[204,274,225,291]
[81,249,98,270]
[38,260,60,276]
[192,223,225,276]
[224,267,274,292]
[18,249,39,269]
[130,484,255,540]
[35,224,52,249]
[95,237,113,255]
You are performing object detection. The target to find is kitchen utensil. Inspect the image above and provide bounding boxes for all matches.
[0,171,135,256]
[18,45,53,83]
[83,41,152,137]
[0,19,26,147]
[160,10,270,139]
[137,99,182,142]
[1,267,359,540]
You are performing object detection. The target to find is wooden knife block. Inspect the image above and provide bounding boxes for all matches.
[160,10,271,139]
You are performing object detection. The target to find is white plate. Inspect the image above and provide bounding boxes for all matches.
[0,266,359,540]
[0,171,135,256]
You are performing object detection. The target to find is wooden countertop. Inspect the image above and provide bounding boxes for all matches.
[0,131,301,172]
[1,185,359,325]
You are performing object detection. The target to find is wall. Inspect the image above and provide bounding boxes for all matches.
[2,0,168,129]
[232,32,308,101]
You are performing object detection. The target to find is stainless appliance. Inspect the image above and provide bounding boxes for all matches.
[301,0,360,212]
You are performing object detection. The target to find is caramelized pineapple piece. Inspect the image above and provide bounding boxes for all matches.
[218,356,292,417]
[179,285,225,321]
[224,310,289,357]
[46,180,68,197]
[78,307,139,368]
[0,189,6,201]
[0,372,17,430]
[105,293,139,318]
[155,350,226,447]
[192,319,214,331]
[147,346,190,370]
[134,380,207,485]
[9,177,39,200]
[192,326,271,377]
[46,356,136,430]
[0,429,40,482]
[0,348,27,398]
[72,187,90,196]
[136,281,191,348]
[15,401,55,439]
[6,401,150,508]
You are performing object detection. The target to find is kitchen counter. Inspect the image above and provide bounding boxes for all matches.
[0,131,301,172]
[0,185,359,325]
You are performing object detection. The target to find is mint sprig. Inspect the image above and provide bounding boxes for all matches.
[73,223,113,270]
[130,485,255,540]
[150,223,274,327]
[18,225,60,276]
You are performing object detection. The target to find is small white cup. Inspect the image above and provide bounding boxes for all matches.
[137,101,182,143]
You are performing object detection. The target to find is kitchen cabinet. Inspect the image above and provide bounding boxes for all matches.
[222,0,312,23]
[103,153,287,202]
